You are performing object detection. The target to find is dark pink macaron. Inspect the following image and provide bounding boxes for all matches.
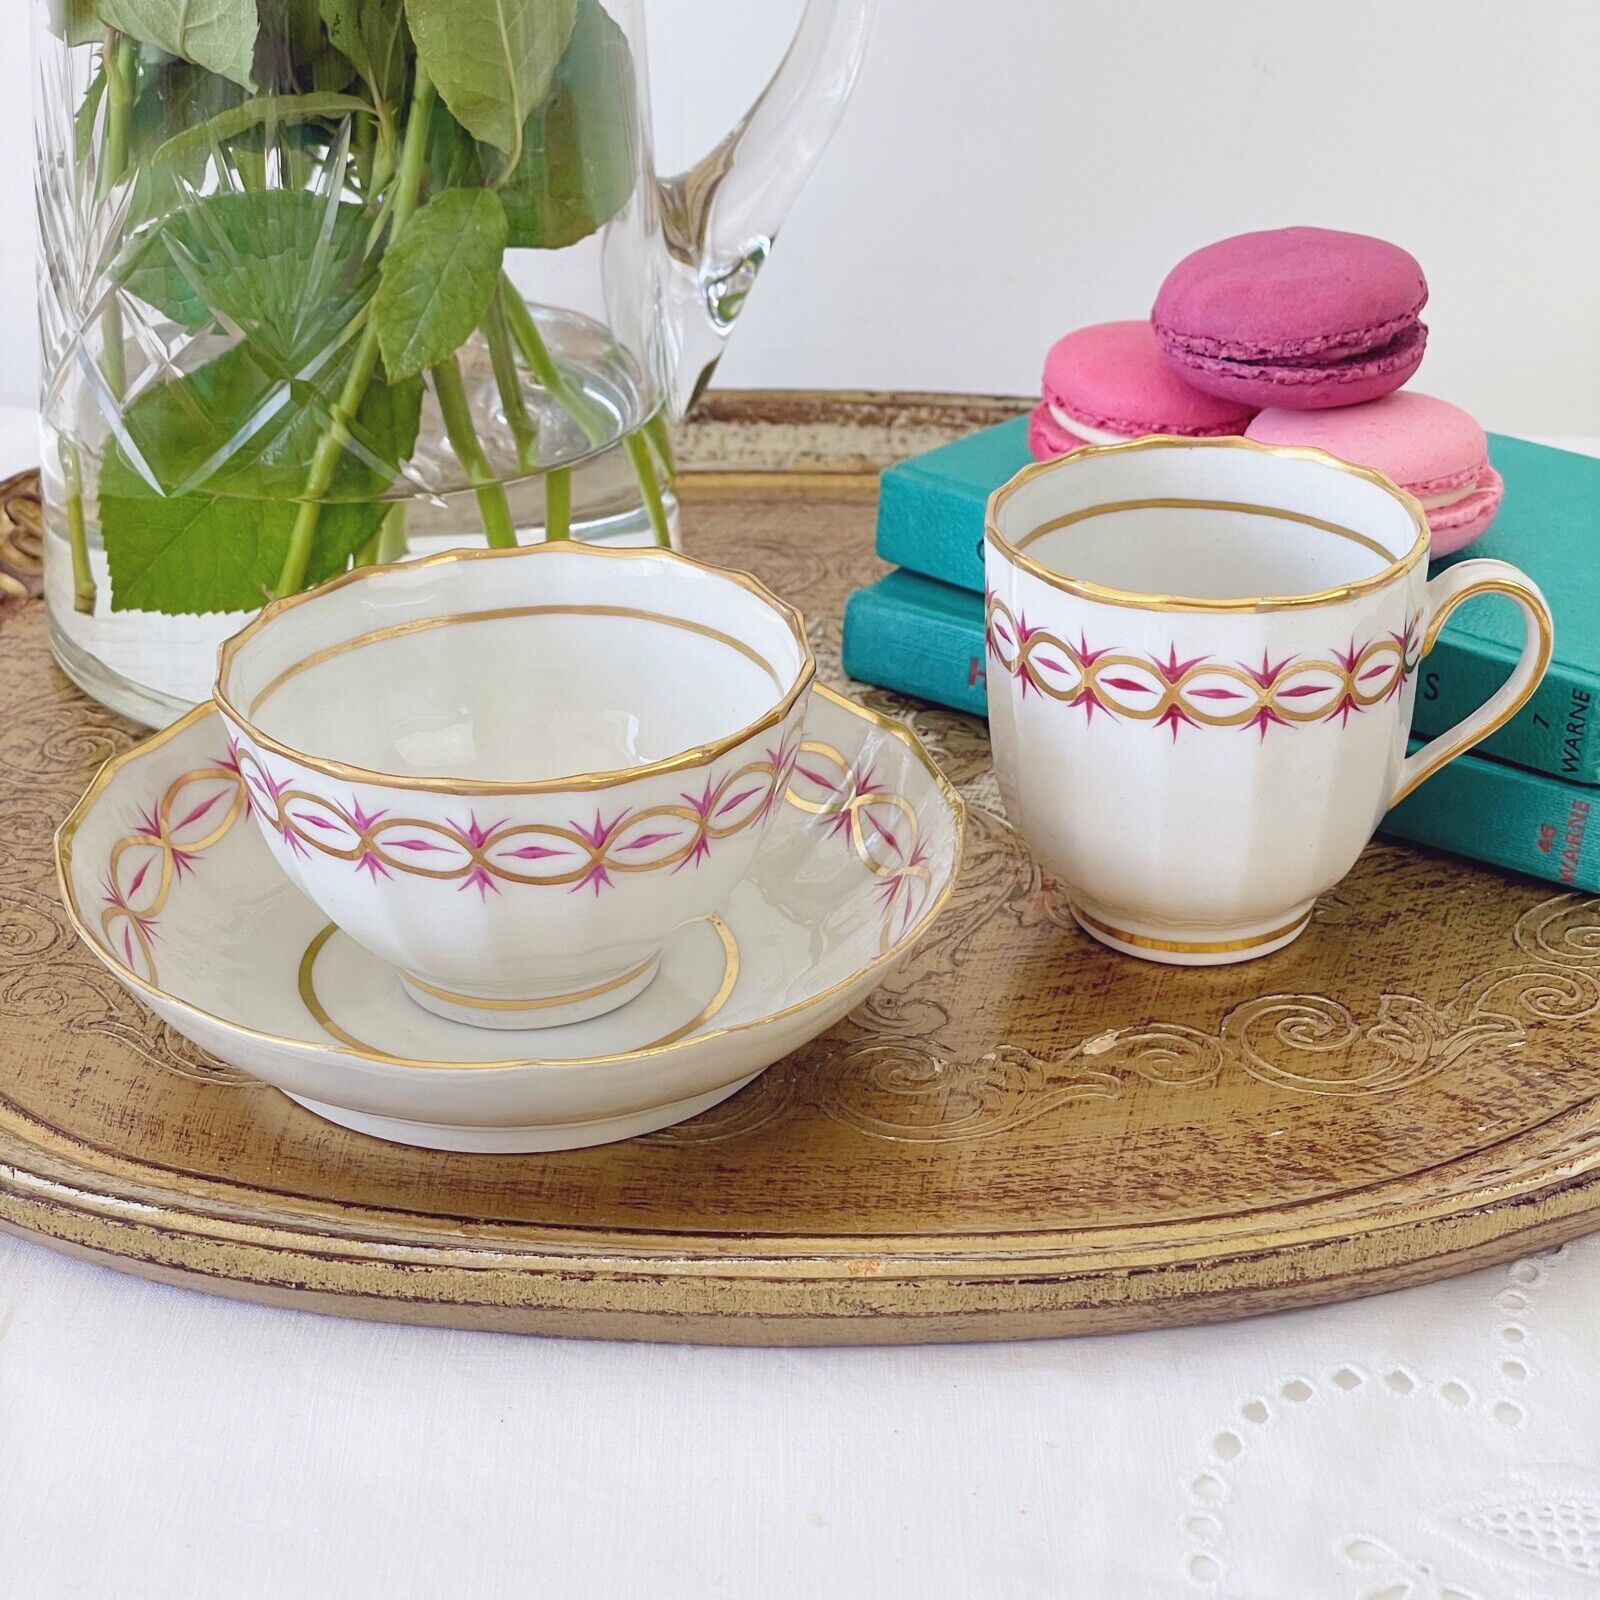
[1246,392,1503,556]
[1028,319,1257,460]
[1152,227,1428,411]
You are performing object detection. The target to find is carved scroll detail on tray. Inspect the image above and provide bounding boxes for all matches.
[1224,964,1600,1098]
[0,471,41,608]
[1515,894,1600,964]
[92,1018,263,1089]
[728,915,1600,1145]
[813,1028,1228,1144]
[642,1062,804,1146]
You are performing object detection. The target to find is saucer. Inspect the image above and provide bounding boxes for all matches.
[56,686,965,1152]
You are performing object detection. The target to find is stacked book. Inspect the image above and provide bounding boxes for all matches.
[843,419,1600,892]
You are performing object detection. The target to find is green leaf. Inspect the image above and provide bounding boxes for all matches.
[127,57,248,152]
[317,0,410,109]
[100,344,422,613]
[98,0,260,89]
[48,0,103,46]
[373,187,507,380]
[426,0,636,250]
[120,58,242,211]
[127,84,373,217]
[74,67,108,163]
[499,0,636,249]
[404,0,576,159]
[255,0,358,94]
[143,89,375,173]
[119,189,374,368]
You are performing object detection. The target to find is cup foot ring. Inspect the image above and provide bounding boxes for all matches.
[399,955,663,1031]
[1069,902,1315,967]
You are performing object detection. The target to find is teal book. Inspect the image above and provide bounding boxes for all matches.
[842,569,988,717]
[841,567,1600,893]
[875,422,1600,783]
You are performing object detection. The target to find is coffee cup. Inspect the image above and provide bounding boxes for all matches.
[985,436,1552,964]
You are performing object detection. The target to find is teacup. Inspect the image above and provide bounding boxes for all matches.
[215,544,814,1027]
[985,436,1553,965]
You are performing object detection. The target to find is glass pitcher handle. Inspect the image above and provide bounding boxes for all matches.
[655,0,880,417]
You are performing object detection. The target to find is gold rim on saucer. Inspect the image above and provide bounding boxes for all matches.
[213,541,818,797]
[300,918,741,1068]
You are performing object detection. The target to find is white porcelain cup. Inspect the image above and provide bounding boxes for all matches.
[985,436,1553,966]
[215,544,814,1027]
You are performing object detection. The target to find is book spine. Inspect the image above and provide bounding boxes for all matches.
[1413,639,1600,785]
[842,585,989,717]
[1381,749,1600,893]
[846,576,1600,893]
[875,469,988,593]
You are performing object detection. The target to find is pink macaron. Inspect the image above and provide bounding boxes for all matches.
[1245,392,1504,556]
[1028,319,1257,460]
[1152,227,1428,411]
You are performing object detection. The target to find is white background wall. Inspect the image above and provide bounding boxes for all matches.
[6,1,1598,431]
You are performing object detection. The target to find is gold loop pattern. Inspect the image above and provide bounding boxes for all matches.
[85,693,954,1006]
[984,595,1419,738]
[229,734,801,896]
[100,765,247,982]
[788,740,934,950]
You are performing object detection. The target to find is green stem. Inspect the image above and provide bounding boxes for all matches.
[235,148,266,191]
[625,431,673,548]
[273,66,436,599]
[97,31,135,402]
[484,295,537,474]
[60,440,96,613]
[65,30,137,615]
[352,113,375,196]
[370,120,397,208]
[96,34,133,198]
[432,356,517,549]
[644,409,676,478]
[273,313,382,597]
[501,282,672,546]
[376,502,408,563]
[362,120,401,257]
[544,468,571,542]
[501,282,607,447]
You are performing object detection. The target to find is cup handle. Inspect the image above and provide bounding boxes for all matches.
[1389,559,1554,808]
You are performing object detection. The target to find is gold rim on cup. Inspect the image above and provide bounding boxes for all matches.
[213,541,818,797]
[984,433,1433,615]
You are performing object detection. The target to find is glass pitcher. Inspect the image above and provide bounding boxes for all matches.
[33,0,877,724]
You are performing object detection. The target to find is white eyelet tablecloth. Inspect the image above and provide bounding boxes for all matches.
[2,413,1598,1600]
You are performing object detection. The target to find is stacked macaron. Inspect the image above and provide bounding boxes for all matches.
[1246,393,1503,558]
[1028,225,1503,555]
[1030,320,1256,458]
[1152,226,1428,411]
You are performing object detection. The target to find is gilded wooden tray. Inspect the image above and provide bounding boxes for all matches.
[5,393,1600,1344]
